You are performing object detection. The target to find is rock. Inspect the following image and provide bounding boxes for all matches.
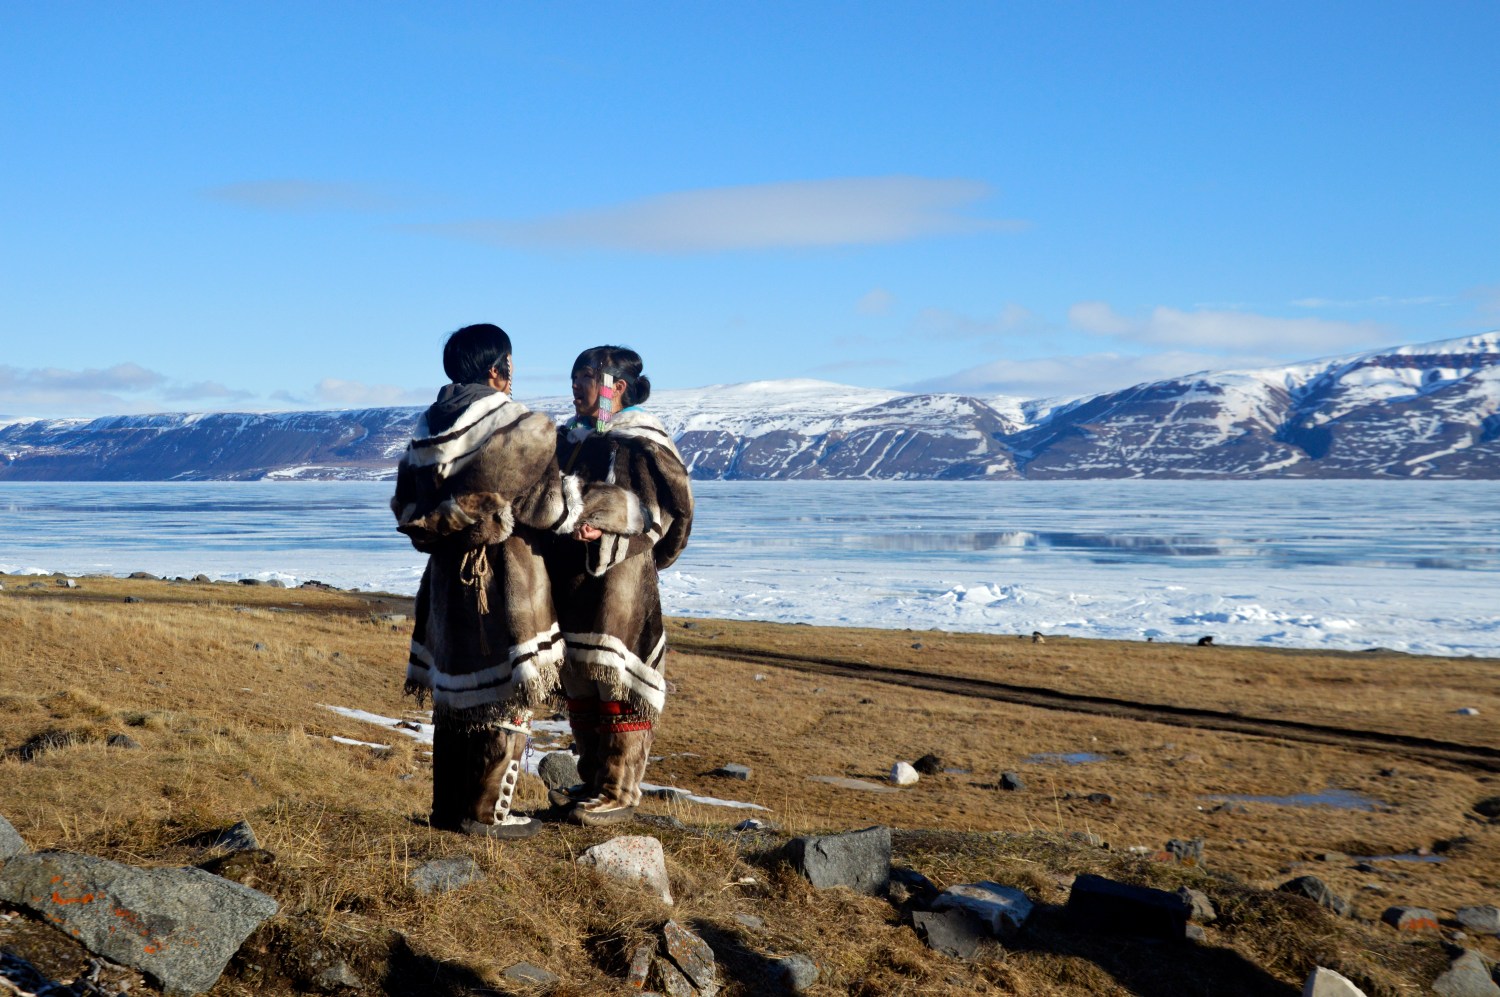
[772,954,819,992]
[710,763,751,780]
[207,820,259,852]
[57,578,77,588]
[537,750,581,791]
[889,867,939,904]
[912,907,987,960]
[913,753,943,775]
[932,881,1033,934]
[193,574,212,583]
[108,732,142,750]
[655,956,696,996]
[312,960,362,992]
[1066,874,1194,941]
[577,836,673,904]
[1432,950,1500,997]
[1456,905,1500,934]
[1380,906,1439,931]
[890,762,920,786]
[1177,886,1217,923]
[253,642,267,652]
[999,771,1025,791]
[0,851,277,996]
[1069,831,1105,848]
[124,595,142,603]
[626,941,655,987]
[733,913,765,931]
[128,572,158,580]
[1278,875,1352,917]
[502,962,560,987]
[733,818,778,832]
[1085,792,1114,805]
[1316,851,1349,863]
[1455,707,1481,716]
[408,856,482,895]
[0,813,28,860]
[785,825,891,894]
[644,787,690,802]
[662,920,718,996]
[1165,837,1205,867]
[1301,966,1369,997]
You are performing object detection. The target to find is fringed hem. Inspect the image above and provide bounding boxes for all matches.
[582,660,663,722]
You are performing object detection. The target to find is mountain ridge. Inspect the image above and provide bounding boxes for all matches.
[2,333,1497,480]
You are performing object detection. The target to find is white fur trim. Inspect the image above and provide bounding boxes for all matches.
[561,631,668,714]
[555,474,585,534]
[435,497,476,528]
[406,394,528,477]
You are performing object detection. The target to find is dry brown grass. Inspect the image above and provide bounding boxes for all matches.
[1,574,1496,996]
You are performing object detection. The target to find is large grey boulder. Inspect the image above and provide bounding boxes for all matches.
[0,851,277,996]
[1065,874,1193,941]
[537,750,581,791]
[912,907,987,960]
[785,825,891,894]
[577,835,673,904]
[0,813,27,861]
[1302,966,1368,997]
[1432,950,1500,997]
[1278,875,1352,917]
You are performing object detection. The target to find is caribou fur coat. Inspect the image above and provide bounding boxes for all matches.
[393,384,624,728]
[549,408,695,720]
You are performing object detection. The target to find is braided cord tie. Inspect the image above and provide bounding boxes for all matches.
[458,545,493,653]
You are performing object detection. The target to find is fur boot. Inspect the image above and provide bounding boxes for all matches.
[570,713,653,826]
[431,720,540,839]
[549,698,603,807]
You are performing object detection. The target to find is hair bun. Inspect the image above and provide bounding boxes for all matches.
[632,373,652,405]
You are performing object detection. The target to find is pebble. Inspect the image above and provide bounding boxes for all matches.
[999,771,1025,791]
[711,763,751,780]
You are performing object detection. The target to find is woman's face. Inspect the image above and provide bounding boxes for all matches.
[571,368,622,419]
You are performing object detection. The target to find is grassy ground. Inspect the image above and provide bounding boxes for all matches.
[1,574,1496,996]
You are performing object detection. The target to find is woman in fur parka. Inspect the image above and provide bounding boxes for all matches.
[546,345,694,825]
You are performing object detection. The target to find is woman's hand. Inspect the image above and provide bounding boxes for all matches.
[574,523,603,542]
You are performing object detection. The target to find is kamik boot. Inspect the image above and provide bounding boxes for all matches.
[569,702,653,826]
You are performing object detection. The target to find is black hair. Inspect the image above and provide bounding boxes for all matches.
[571,344,651,406]
[442,324,512,385]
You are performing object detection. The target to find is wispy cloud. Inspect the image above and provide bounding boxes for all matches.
[1068,302,1387,355]
[904,350,1285,401]
[856,288,896,316]
[916,303,1047,342]
[410,176,1027,253]
[0,362,166,393]
[205,180,397,212]
[1291,295,1447,309]
[160,380,255,402]
[313,378,434,407]
[0,363,266,418]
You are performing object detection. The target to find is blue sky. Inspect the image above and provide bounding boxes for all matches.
[2,2,1497,418]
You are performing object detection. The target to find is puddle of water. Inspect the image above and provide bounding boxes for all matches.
[1023,752,1105,766]
[1352,853,1445,864]
[807,775,898,794]
[1202,788,1385,811]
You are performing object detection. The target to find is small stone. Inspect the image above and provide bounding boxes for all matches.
[1455,905,1500,934]
[578,836,673,904]
[1278,875,1352,917]
[733,818,778,832]
[1085,792,1114,805]
[1381,906,1439,931]
[913,753,943,775]
[1473,796,1500,820]
[913,907,986,960]
[711,763,751,780]
[1165,837,1205,867]
[238,577,262,586]
[106,732,142,750]
[733,913,765,931]
[772,954,819,992]
[128,571,158,580]
[1431,950,1500,997]
[654,956,696,997]
[931,881,1034,935]
[501,962,559,987]
[537,750,581,791]
[57,578,77,588]
[785,825,891,894]
[194,574,213,583]
[0,813,28,860]
[999,771,1025,791]
[644,787,689,802]
[1301,966,1369,997]
[890,761,920,786]
[911,642,924,650]
[253,642,267,652]
[208,820,259,852]
[1455,707,1481,716]
[409,856,482,895]
[662,920,718,996]
[753,673,767,681]
[626,941,655,987]
[124,595,142,603]
[1177,886,1217,923]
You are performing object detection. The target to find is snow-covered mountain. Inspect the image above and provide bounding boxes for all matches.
[2,334,1497,480]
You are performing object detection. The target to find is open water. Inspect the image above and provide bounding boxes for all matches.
[1,480,1496,657]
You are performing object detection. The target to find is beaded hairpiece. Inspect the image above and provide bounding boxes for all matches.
[595,372,616,433]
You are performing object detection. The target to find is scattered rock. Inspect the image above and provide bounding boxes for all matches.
[311,959,362,992]
[1175,886,1216,924]
[911,642,924,650]
[0,850,277,996]
[501,962,560,987]
[771,954,819,992]
[238,578,262,586]
[408,856,482,895]
[662,920,718,996]
[1456,905,1500,934]
[644,786,690,802]
[193,574,213,584]
[1431,950,1500,997]
[913,753,943,775]
[1085,792,1114,805]
[1278,875,1352,917]
[733,818,778,832]
[1473,797,1500,821]
[752,673,767,682]
[13,728,85,761]
[710,763,751,780]
[252,642,267,652]
[577,835,673,904]
[1164,837,1205,867]
[124,595,142,603]
[1455,707,1481,716]
[913,907,987,960]
[1066,874,1194,941]
[931,881,1034,935]
[626,941,655,987]
[107,732,142,750]
[537,750,581,791]
[0,812,27,860]
[1301,966,1368,997]
[1381,906,1439,931]
[785,825,891,894]
[207,820,259,852]
[890,762,920,786]
[889,867,939,905]
[733,913,765,931]
[999,771,1025,791]
[128,572,158,580]
[56,578,77,588]
[655,956,695,996]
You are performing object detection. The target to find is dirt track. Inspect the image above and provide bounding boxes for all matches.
[677,639,1500,773]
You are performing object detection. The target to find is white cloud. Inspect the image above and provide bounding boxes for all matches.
[857,288,896,316]
[205,180,394,212]
[1068,302,1387,354]
[410,176,1027,253]
[1291,295,1446,309]
[0,362,166,393]
[160,380,254,402]
[905,350,1285,401]
[313,378,433,407]
[912,302,1047,343]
